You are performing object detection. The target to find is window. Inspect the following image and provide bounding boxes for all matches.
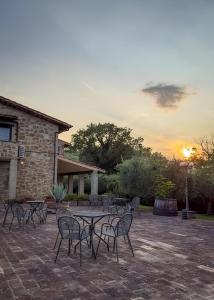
[0,124,12,141]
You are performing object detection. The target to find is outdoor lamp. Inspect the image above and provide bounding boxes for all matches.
[180,147,196,219]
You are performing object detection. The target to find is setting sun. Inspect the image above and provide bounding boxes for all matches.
[183,148,192,158]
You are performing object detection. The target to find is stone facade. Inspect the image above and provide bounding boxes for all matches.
[0,101,68,200]
[0,161,10,201]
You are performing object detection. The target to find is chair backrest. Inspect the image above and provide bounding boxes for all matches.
[11,203,25,220]
[102,197,112,207]
[43,203,48,210]
[116,204,133,217]
[116,213,133,236]
[56,208,73,220]
[131,197,140,209]
[58,216,80,239]
[37,202,45,210]
[89,194,99,205]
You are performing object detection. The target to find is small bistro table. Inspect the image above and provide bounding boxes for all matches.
[72,210,111,258]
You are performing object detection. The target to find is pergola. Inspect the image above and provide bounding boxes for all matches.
[57,156,105,195]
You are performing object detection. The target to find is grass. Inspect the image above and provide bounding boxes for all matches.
[139,205,153,213]
[196,214,214,221]
[138,205,214,220]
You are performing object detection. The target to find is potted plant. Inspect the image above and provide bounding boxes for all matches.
[50,184,67,210]
[76,194,89,206]
[153,175,177,216]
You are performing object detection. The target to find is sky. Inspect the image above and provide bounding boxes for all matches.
[0,0,214,158]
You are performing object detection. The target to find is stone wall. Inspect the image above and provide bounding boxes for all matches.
[0,102,59,199]
[0,161,10,201]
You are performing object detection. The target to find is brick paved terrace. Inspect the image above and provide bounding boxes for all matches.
[0,207,213,300]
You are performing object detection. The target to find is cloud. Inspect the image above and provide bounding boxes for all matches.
[142,83,188,110]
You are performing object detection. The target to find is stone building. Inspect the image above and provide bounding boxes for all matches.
[0,96,103,201]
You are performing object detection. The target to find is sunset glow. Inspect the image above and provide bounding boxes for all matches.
[0,1,214,158]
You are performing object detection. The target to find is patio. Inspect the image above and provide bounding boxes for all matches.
[0,208,213,300]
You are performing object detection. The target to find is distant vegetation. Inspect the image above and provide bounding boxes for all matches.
[65,123,214,215]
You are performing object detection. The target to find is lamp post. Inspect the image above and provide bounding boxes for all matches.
[180,147,195,219]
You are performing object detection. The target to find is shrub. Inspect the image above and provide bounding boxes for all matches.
[64,193,89,201]
[154,175,176,199]
[49,184,67,203]
[118,156,157,200]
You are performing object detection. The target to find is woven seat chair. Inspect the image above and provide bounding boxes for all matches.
[89,194,100,206]
[9,203,32,230]
[54,216,90,266]
[96,213,134,262]
[102,197,113,212]
[37,202,48,223]
[53,208,74,249]
[130,197,141,211]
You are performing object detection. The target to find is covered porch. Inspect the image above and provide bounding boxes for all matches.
[57,156,105,195]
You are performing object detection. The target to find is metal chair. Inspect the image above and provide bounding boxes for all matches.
[9,203,31,230]
[53,208,74,249]
[89,194,100,206]
[96,213,134,262]
[38,203,48,223]
[34,202,48,223]
[130,197,141,211]
[102,197,113,212]
[55,216,90,266]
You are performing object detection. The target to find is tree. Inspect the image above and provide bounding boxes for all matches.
[191,135,214,214]
[69,123,144,172]
[118,153,168,203]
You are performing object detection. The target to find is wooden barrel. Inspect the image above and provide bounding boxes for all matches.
[153,198,178,216]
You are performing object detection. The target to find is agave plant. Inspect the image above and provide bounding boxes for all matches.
[50,184,67,205]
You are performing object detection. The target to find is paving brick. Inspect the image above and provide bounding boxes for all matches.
[0,208,213,299]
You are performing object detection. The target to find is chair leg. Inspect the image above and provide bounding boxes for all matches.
[68,239,71,255]
[115,237,119,262]
[79,240,82,267]
[53,232,59,249]
[2,206,9,226]
[9,216,14,231]
[31,215,35,228]
[95,234,102,257]
[127,234,134,256]
[55,238,62,263]
[74,241,80,254]
[86,236,90,248]
[113,237,116,253]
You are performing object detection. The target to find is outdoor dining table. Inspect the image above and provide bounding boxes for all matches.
[26,200,45,224]
[72,210,111,258]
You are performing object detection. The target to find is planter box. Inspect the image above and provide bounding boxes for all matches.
[153,198,178,216]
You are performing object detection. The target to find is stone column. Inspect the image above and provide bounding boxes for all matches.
[68,175,74,194]
[91,170,98,195]
[54,133,58,185]
[57,174,64,185]
[8,159,17,200]
[78,174,85,195]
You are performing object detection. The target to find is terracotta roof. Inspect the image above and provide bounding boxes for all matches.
[0,96,72,133]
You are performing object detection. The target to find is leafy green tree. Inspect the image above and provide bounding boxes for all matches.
[190,135,214,214]
[69,123,144,172]
[118,153,168,203]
